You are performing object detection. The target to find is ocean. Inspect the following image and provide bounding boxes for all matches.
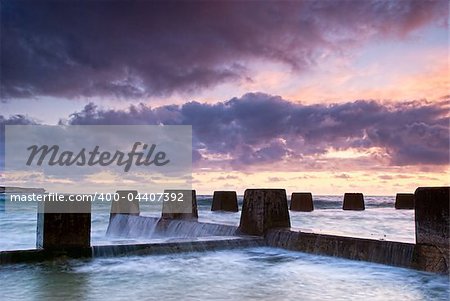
[0,194,415,250]
[0,194,448,300]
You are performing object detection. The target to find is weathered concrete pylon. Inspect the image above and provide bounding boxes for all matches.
[342,193,365,210]
[290,192,314,212]
[395,193,414,209]
[37,194,91,252]
[162,189,198,220]
[110,190,140,219]
[211,191,239,212]
[238,189,290,236]
[413,187,449,273]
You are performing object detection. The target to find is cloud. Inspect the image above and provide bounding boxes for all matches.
[65,93,450,168]
[0,114,37,126]
[378,175,393,180]
[268,177,286,182]
[335,173,351,179]
[215,175,239,181]
[1,0,447,100]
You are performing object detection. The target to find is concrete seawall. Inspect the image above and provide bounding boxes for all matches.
[265,229,448,274]
[93,237,265,257]
[266,229,415,269]
[0,248,92,264]
[0,237,265,264]
[3,225,445,273]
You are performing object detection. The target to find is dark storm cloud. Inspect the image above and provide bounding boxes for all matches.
[0,114,37,126]
[1,0,447,99]
[66,93,450,167]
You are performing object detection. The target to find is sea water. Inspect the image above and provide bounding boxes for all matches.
[0,247,448,300]
[0,194,415,250]
[1,194,448,301]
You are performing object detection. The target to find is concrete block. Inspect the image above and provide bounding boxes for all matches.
[415,187,449,248]
[162,190,198,220]
[110,190,140,218]
[395,193,414,209]
[36,195,91,249]
[290,192,314,212]
[211,191,238,212]
[343,193,365,210]
[238,189,290,236]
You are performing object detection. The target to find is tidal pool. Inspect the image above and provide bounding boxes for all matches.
[0,247,448,301]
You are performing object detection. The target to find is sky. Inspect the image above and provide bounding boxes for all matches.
[1,0,449,195]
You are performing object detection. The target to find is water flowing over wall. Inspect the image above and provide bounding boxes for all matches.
[106,214,238,239]
[92,237,265,257]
